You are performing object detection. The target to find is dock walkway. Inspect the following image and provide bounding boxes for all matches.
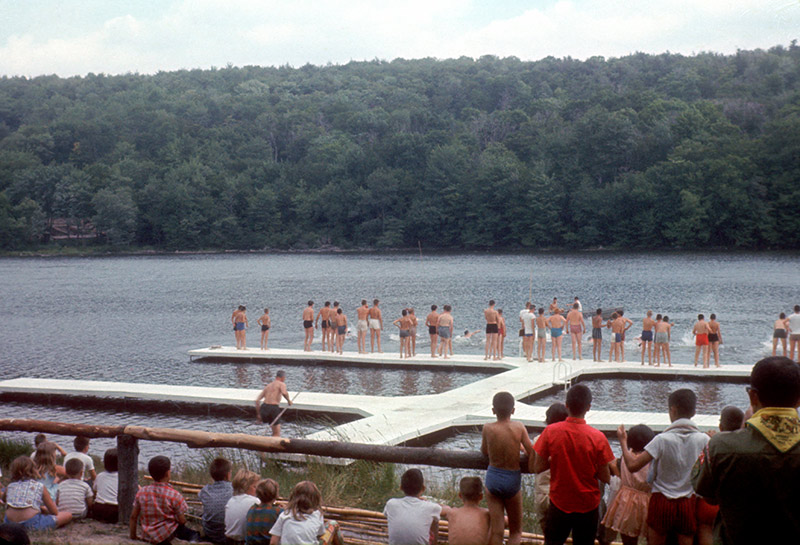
[0,347,753,448]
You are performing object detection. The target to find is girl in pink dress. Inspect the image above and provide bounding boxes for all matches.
[602,425,655,545]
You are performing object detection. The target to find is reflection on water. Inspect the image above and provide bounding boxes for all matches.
[531,378,749,415]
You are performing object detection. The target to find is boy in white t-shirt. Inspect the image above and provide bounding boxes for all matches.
[225,469,260,542]
[63,435,96,484]
[56,458,93,518]
[383,468,442,545]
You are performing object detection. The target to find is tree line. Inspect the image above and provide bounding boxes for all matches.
[1,43,799,251]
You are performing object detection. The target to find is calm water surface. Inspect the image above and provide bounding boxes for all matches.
[1,252,797,462]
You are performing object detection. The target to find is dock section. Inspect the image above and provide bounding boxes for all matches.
[0,357,753,449]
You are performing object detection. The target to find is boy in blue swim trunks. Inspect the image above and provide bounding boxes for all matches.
[481,392,534,545]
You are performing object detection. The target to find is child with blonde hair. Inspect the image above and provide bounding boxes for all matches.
[270,481,342,545]
[225,469,261,543]
[4,456,72,530]
[33,441,64,500]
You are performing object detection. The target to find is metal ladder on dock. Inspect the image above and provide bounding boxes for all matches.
[553,361,573,390]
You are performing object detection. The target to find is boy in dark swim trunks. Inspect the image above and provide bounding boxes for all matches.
[255,370,292,437]
[481,392,534,545]
[303,301,314,352]
[257,309,271,351]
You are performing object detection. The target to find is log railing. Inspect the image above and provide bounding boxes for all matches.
[0,418,531,524]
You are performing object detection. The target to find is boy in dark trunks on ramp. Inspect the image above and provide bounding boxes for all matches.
[255,370,292,437]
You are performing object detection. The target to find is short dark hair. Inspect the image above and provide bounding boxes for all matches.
[780,312,786,319]
[795,305,799,312]
[459,476,483,502]
[103,448,118,473]
[751,356,800,408]
[444,304,451,311]
[618,310,624,316]
[308,300,313,306]
[402,309,407,316]
[400,468,424,496]
[566,384,592,415]
[0,521,31,545]
[668,389,697,419]
[65,457,84,478]
[719,406,745,432]
[596,309,602,315]
[362,300,367,305]
[431,305,437,311]
[573,303,579,309]
[73,436,89,452]
[538,308,544,315]
[209,457,231,481]
[255,478,279,504]
[148,455,171,481]
[373,299,379,305]
[333,301,339,307]
[710,313,716,320]
[276,370,285,378]
[492,391,515,417]
[489,300,495,306]
[663,315,670,322]
[698,314,704,320]
[656,314,662,320]
[627,425,655,452]
[545,402,568,425]
[324,301,330,306]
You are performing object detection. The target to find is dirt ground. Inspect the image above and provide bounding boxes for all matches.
[20,518,209,545]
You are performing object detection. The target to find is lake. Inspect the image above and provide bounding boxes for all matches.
[1,251,798,464]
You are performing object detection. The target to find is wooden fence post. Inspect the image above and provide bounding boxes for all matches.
[117,434,139,524]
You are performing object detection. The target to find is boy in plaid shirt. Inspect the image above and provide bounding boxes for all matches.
[129,455,200,544]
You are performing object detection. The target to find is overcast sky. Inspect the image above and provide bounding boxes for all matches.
[1,0,798,77]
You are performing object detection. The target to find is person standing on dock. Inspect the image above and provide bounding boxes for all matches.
[565,303,585,361]
[641,310,656,365]
[426,305,440,358]
[707,314,722,368]
[693,314,711,368]
[484,300,500,361]
[257,309,271,351]
[393,309,413,359]
[591,309,604,362]
[536,308,548,363]
[408,308,418,357]
[329,302,340,353]
[356,300,370,354]
[232,305,248,350]
[573,296,582,313]
[316,302,331,352]
[335,307,347,355]
[611,311,633,363]
[547,310,566,362]
[303,301,315,352]
[497,309,506,359]
[789,305,800,362]
[437,305,454,359]
[255,370,293,437]
[773,312,789,356]
[369,299,383,353]
[520,303,535,362]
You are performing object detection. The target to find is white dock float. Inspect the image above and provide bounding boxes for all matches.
[188,346,517,371]
[0,358,753,450]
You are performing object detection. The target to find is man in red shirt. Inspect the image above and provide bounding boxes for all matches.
[533,384,614,545]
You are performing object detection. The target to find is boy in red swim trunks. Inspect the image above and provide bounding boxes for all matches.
[692,314,710,368]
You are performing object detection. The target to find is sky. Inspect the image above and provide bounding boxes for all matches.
[0,0,798,77]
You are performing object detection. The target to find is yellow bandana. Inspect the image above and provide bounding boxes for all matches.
[747,407,800,453]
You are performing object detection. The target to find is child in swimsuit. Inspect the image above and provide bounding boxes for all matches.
[480,392,534,545]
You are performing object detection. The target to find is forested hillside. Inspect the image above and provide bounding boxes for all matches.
[1,44,799,251]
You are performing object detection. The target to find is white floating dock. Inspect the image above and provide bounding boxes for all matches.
[0,356,753,449]
[188,346,517,371]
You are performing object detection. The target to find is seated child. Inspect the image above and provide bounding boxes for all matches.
[3,456,72,531]
[440,477,490,545]
[481,392,534,545]
[33,442,64,501]
[199,457,233,544]
[601,425,655,545]
[63,436,96,484]
[92,448,119,523]
[383,469,442,545]
[129,455,199,544]
[246,479,281,544]
[270,481,341,545]
[56,458,93,519]
[225,469,261,543]
[31,434,66,459]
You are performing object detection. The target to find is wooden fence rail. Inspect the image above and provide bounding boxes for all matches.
[0,418,531,524]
